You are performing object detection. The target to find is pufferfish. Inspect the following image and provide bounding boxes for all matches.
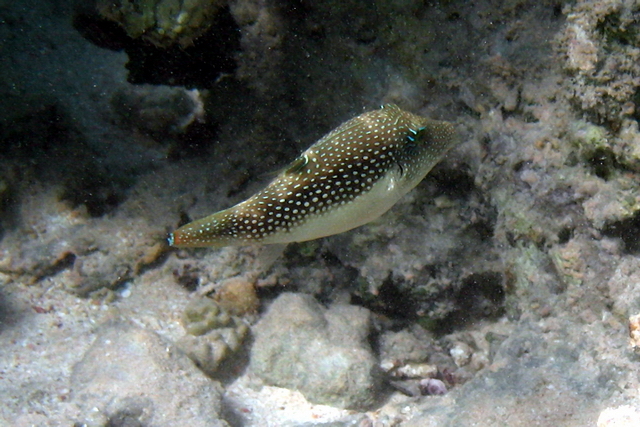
[169,104,459,248]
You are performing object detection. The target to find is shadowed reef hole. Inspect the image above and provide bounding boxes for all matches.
[434,271,505,335]
[602,211,640,254]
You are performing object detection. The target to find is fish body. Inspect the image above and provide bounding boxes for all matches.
[169,104,459,248]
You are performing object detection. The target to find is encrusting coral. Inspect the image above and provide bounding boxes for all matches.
[178,296,250,376]
[97,0,227,48]
[558,0,640,125]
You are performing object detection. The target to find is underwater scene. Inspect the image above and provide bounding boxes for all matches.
[1,0,640,425]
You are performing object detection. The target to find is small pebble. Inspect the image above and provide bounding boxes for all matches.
[393,362,438,379]
[520,169,539,185]
[450,341,472,367]
[419,378,447,396]
[117,283,132,298]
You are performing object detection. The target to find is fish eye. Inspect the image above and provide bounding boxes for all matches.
[406,126,426,141]
[404,126,427,154]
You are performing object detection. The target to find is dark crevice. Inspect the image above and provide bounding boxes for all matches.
[172,264,201,292]
[557,226,573,244]
[430,166,476,198]
[469,216,496,241]
[255,282,298,308]
[167,121,220,161]
[62,175,129,217]
[105,404,147,427]
[513,160,529,172]
[595,11,640,47]
[602,212,640,254]
[588,147,620,180]
[352,275,419,325]
[0,104,134,218]
[433,272,505,335]
[36,252,77,281]
[351,271,506,335]
[177,211,192,229]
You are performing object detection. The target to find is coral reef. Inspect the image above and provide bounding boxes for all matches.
[4,0,640,425]
[97,0,227,48]
[558,0,640,126]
